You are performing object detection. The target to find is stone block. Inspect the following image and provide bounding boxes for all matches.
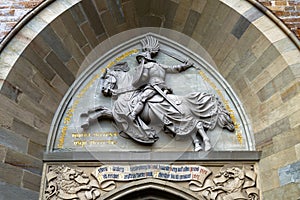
[273,126,300,154]
[0,127,28,154]
[133,0,151,18]
[0,181,39,200]
[45,52,75,86]
[281,81,300,103]
[0,145,7,162]
[246,44,280,82]
[94,0,108,13]
[98,11,118,36]
[254,117,290,146]
[21,48,56,82]
[0,80,22,103]
[257,80,276,102]
[81,0,105,36]
[12,118,47,146]
[50,18,69,40]
[32,72,62,106]
[289,109,300,129]
[30,35,52,59]
[40,26,72,63]
[122,1,139,28]
[231,15,250,39]
[61,10,87,47]
[22,171,41,191]
[63,35,85,66]
[27,141,45,160]
[278,161,300,186]
[273,37,298,53]
[259,169,280,191]
[273,67,295,92]
[50,74,69,96]
[80,22,99,48]
[5,148,43,175]
[66,58,80,77]
[266,56,288,79]
[183,9,200,36]
[262,182,300,200]
[282,50,300,65]
[290,63,300,78]
[18,94,53,126]
[70,3,87,25]
[0,162,23,186]
[6,71,44,104]
[251,35,271,58]
[251,70,272,93]
[259,146,297,172]
[213,34,238,67]
[191,0,207,13]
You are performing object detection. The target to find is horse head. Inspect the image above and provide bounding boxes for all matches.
[101,62,130,97]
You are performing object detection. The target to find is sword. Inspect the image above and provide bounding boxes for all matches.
[160,49,201,70]
[152,85,183,115]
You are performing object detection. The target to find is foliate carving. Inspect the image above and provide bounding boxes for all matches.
[81,35,235,151]
[189,166,259,200]
[44,165,101,200]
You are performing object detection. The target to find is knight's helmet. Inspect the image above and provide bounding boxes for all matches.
[136,36,160,63]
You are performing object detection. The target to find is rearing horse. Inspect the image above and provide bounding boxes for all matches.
[81,63,235,151]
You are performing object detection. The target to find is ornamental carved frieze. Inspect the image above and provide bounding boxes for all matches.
[44,164,259,200]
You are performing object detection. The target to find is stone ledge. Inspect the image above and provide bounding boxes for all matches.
[43,151,261,162]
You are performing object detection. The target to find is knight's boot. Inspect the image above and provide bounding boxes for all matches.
[129,102,144,120]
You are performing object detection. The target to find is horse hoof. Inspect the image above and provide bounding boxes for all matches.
[195,145,203,152]
[81,122,89,130]
[204,144,212,151]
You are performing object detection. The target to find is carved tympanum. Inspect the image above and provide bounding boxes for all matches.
[80,36,235,151]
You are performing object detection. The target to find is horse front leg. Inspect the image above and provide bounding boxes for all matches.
[191,132,202,151]
[196,122,212,151]
[80,106,113,130]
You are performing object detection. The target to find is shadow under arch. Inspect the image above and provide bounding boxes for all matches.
[101,178,200,200]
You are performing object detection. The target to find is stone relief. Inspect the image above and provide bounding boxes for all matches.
[44,165,101,200]
[189,166,259,200]
[44,165,259,200]
[80,36,235,151]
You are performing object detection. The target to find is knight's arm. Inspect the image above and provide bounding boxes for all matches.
[160,61,193,73]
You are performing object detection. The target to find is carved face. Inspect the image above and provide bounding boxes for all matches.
[101,70,117,97]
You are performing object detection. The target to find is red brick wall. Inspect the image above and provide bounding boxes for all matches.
[0,0,299,43]
[0,0,42,42]
[257,0,300,39]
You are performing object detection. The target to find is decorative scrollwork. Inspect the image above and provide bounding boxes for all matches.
[44,165,101,200]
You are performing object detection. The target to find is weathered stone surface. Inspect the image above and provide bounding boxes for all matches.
[94,0,108,13]
[246,44,280,82]
[0,145,6,162]
[260,169,280,191]
[11,118,47,146]
[27,141,45,160]
[45,52,75,86]
[255,117,290,146]
[259,146,297,172]
[0,80,22,103]
[81,0,105,36]
[281,81,300,103]
[70,4,87,25]
[0,181,39,200]
[50,18,69,40]
[183,9,201,36]
[22,171,41,191]
[18,89,54,124]
[40,26,72,62]
[279,161,300,186]
[0,163,23,186]
[80,22,99,48]
[122,1,139,28]
[50,74,69,96]
[0,127,28,154]
[100,10,118,36]
[231,16,250,39]
[289,109,300,129]
[59,10,86,48]
[5,148,43,175]
[290,63,300,78]
[262,182,300,200]
[21,48,56,81]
